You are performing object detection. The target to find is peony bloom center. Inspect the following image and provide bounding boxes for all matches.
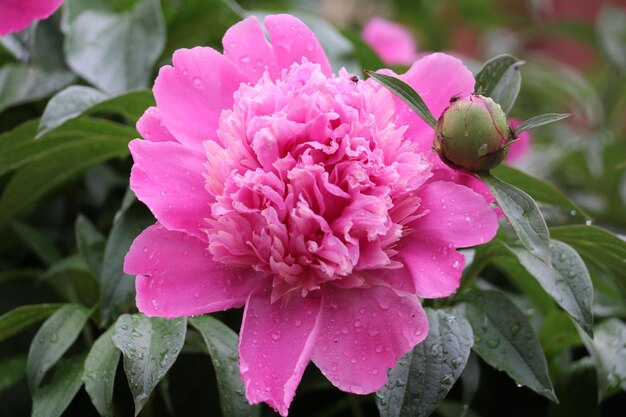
[205,62,432,301]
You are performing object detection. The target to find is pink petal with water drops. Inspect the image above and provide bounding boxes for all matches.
[136,107,176,143]
[312,285,428,394]
[223,16,280,81]
[0,0,63,36]
[125,224,259,318]
[415,181,498,248]
[239,286,323,416]
[397,181,498,298]
[397,234,467,298]
[362,17,418,66]
[395,53,475,152]
[153,47,249,151]
[264,14,332,77]
[129,139,211,241]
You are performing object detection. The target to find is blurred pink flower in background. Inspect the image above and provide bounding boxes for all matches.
[362,16,418,66]
[0,0,63,36]
[124,14,498,416]
[505,119,532,165]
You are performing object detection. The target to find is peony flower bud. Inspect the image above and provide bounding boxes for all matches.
[434,95,513,172]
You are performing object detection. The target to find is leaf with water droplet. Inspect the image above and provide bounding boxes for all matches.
[376,308,473,417]
[31,354,86,417]
[551,225,626,299]
[83,326,120,417]
[577,318,626,400]
[503,239,594,336]
[460,290,557,402]
[189,315,260,417]
[112,314,186,416]
[27,304,93,392]
[479,172,551,264]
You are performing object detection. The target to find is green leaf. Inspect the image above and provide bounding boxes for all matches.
[376,308,473,417]
[38,86,109,136]
[578,319,626,400]
[0,355,27,393]
[75,215,106,278]
[597,6,626,71]
[100,201,154,325]
[460,290,557,402]
[11,220,62,266]
[0,304,62,344]
[0,63,75,112]
[31,354,86,417]
[514,113,570,134]
[491,165,590,221]
[39,87,154,136]
[83,327,120,417]
[550,225,626,297]
[64,0,165,94]
[365,71,437,128]
[112,314,186,416]
[504,240,594,336]
[27,304,92,391]
[474,54,523,113]
[0,118,136,178]
[0,135,131,229]
[479,172,551,264]
[189,316,260,417]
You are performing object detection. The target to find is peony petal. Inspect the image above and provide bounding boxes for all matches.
[395,53,475,152]
[264,14,332,77]
[362,17,418,66]
[124,224,259,318]
[312,285,427,394]
[136,107,176,143]
[427,166,498,213]
[397,181,498,298]
[397,235,467,298]
[129,139,211,241]
[239,286,323,416]
[153,47,249,151]
[415,181,498,248]
[223,16,280,82]
[0,0,63,36]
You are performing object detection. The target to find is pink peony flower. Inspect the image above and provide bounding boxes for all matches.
[124,14,498,416]
[0,0,64,36]
[505,119,532,165]
[362,17,418,66]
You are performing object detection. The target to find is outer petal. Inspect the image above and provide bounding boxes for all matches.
[264,14,332,77]
[396,53,475,151]
[124,224,259,318]
[0,0,63,36]
[312,285,427,394]
[397,181,498,298]
[129,139,211,241]
[136,107,176,142]
[397,235,467,298]
[415,181,498,247]
[223,16,280,82]
[362,17,418,66]
[153,47,249,151]
[239,286,323,416]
